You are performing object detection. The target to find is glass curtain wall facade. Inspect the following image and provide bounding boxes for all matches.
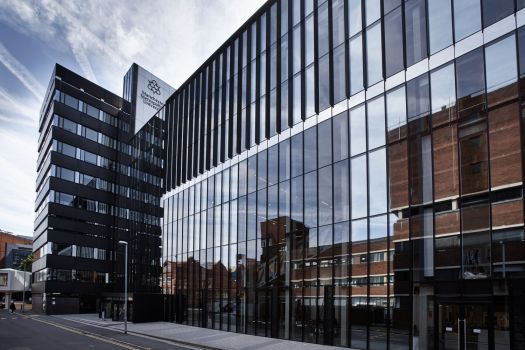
[34,64,164,317]
[162,1,525,349]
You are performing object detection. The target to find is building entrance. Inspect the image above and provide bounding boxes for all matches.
[437,300,494,350]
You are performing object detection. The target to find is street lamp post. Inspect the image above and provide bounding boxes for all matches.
[22,270,26,313]
[118,241,128,335]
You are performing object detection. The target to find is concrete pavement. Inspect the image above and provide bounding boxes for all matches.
[56,313,352,350]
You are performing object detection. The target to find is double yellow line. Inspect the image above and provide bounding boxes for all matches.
[29,316,151,350]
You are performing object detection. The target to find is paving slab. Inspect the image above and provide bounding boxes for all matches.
[55,314,354,350]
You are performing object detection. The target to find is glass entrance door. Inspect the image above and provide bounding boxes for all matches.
[438,302,491,350]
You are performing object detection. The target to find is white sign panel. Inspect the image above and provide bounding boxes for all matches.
[134,66,175,133]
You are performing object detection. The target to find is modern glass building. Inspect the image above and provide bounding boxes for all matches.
[161,0,525,349]
[33,64,165,318]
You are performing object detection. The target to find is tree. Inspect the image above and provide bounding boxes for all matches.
[19,254,33,272]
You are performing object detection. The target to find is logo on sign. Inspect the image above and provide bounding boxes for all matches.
[147,79,161,95]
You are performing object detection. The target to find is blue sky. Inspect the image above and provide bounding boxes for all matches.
[0,0,265,236]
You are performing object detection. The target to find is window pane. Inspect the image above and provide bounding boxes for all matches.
[293,73,302,124]
[384,7,404,77]
[269,89,277,137]
[281,34,289,83]
[453,0,481,42]
[304,170,318,227]
[281,0,289,34]
[350,104,366,156]
[291,175,303,222]
[407,73,430,120]
[365,0,381,26]
[258,150,267,189]
[370,214,388,239]
[268,145,279,186]
[349,0,362,37]
[333,0,345,47]
[366,23,382,86]
[482,0,513,27]
[485,35,517,93]
[369,148,387,215]
[305,15,314,67]
[305,65,316,117]
[318,165,333,226]
[281,81,289,130]
[352,218,367,242]
[428,0,453,54]
[318,2,329,57]
[351,155,367,219]
[334,160,350,222]
[333,44,347,103]
[318,119,332,168]
[405,0,427,66]
[367,96,386,150]
[350,34,364,94]
[319,54,331,111]
[519,27,525,77]
[304,126,317,174]
[456,48,485,99]
[383,0,400,14]
[386,85,407,132]
[333,111,349,162]
[291,133,303,177]
[430,63,456,114]
[292,0,301,25]
[294,24,302,74]
[279,139,291,182]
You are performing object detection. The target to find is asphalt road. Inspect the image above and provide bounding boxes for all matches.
[0,309,193,350]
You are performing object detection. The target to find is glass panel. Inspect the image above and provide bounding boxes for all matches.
[351,155,368,219]
[281,34,289,83]
[386,85,407,135]
[350,34,364,95]
[258,149,268,190]
[291,133,303,177]
[318,165,333,226]
[333,111,349,162]
[428,0,453,54]
[456,48,485,100]
[350,104,367,156]
[318,119,332,168]
[294,24,302,74]
[319,53,331,111]
[304,170,318,228]
[366,23,383,86]
[369,214,387,239]
[485,34,517,93]
[383,0,401,14]
[333,160,350,223]
[268,145,279,186]
[365,0,381,26]
[407,73,430,121]
[293,73,302,124]
[405,0,427,66]
[304,126,317,174]
[305,15,314,67]
[367,96,386,150]
[318,2,329,58]
[384,7,404,77]
[430,63,456,114]
[306,65,316,117]
[349,0,362,37]
[453,0,481,42]
[281,0,289,34]
[333,0,345,48]
[279,139,291,182]
[333,44,347,103]
[281,81,289,131]
[483,0,514,27]
[369,148,387,215]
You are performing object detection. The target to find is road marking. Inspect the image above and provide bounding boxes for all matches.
[29,316,151,350]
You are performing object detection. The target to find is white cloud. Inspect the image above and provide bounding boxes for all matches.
[0,42,45,99]
[0,0,267,236]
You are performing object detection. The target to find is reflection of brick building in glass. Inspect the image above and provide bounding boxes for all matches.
[160,2,525,348]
